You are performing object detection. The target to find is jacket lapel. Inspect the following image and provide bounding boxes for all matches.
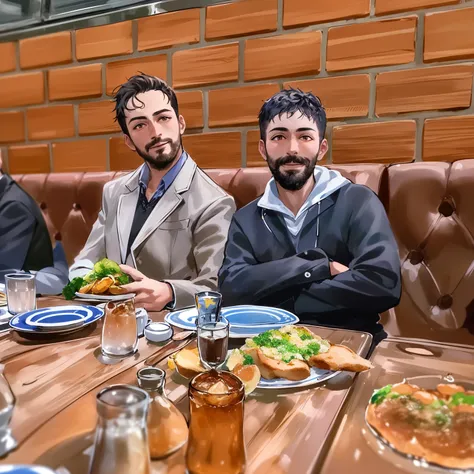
[117,168,142,263]
[260,209,296,254]
[130,157,196,255]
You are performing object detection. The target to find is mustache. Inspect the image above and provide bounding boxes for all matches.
[145,138,170,152]
[275,155,310,167]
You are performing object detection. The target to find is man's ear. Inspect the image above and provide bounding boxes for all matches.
[317,138,329,161]
[178,114,186,135]
[258,139,268,162]
[124,134,136,152]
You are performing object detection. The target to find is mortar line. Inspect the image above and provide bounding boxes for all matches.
[199,7,206,44]
[14,40,21,71]
[369,72,376,118]
[277,0,284,31]
[241,129,246,167]
[319,28,328,78]
[415,118,423,162]
[71,30,77,63]
[238,40,244,83]
[415,13,425,65]
[202,89,210,132]
[132,19,138,53]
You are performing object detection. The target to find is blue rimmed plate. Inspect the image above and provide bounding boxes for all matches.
[0,466,56,474]
[165,305,299,338]
[9,305,104,334]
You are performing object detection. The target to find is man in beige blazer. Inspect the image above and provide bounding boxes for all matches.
[69,74,236,311]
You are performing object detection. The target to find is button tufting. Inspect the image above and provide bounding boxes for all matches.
[408,249,424,265]
[54,232,62,241]
[437,294,453,310]
[73,203,81,211]
[40,202,47,210]
[438,198,455,217]
[304,271,311,278]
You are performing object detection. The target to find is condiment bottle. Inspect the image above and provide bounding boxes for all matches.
[136,367,188,459]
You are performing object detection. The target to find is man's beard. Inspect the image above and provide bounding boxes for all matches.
[134,135,182,171]
[266,152,318,191]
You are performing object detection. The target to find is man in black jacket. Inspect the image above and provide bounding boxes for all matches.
[218,89,401,344]
[0,151,68,294]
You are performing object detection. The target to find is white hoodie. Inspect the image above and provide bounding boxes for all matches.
[257,165,350,236]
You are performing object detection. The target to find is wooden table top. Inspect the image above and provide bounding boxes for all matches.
[0,297,373,474]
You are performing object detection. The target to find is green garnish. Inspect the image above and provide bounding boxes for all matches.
[243,354,254,366]
[449,392,474,406]
[371,385,392,405]
[433,412,450,426]
[431,399,446,409]
[62,277,85,300]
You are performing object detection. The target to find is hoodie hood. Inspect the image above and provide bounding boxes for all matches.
[257,165,350,235]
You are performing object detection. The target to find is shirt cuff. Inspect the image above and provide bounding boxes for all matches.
[162,281,176,310]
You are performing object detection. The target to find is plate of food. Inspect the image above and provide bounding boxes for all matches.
[365,376,474,472]
[62,259,135,301]
[167,325,373,390]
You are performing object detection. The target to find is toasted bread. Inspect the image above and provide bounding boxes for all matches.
[241,346,310,381]
[309,344,373,372]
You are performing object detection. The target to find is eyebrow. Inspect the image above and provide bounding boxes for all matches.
[269,126,317,133]
[128,108,171,124]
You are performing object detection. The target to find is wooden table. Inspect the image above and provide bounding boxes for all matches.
[0,297,373,473]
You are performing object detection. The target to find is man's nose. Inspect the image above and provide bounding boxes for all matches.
[288,137,299,155]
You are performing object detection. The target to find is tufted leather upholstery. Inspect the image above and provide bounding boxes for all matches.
[11,160,474,345]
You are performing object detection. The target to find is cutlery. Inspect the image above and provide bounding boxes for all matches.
[144,330,195,367]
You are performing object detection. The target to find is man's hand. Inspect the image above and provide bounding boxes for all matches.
[329,261,349,276]
[119,265,173,311]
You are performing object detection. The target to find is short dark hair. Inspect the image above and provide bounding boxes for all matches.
[113,73,179,136]
[258,88,327,141]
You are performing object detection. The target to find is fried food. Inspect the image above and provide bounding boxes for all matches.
[366,382,474,469]
[91,276,114,294]
[238,325,373,381]
[0,292,6,306]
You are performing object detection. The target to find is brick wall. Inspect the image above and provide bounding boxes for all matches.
[1,0,474,173]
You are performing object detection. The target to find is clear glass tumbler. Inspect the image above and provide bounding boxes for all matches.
[5,273,36,315]
[186,370,246,474]
[194,291,223,325]
[101,298,138,358]
[88,384,151,474]
[197,319,229,370]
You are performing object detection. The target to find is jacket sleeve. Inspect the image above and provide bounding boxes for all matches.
[68,185,109,280]
[294,192,401,316]
[218,215,332,306]
[0,201,35,273]
[162,194,237,308]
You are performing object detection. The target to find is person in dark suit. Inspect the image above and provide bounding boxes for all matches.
[0,151,68,294]
[218,89,402,345]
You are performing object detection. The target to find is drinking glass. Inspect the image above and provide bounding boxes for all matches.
[0,364,16,457]
[194,291,222,325]
[88,384,151,474]
[197,318,229,370]
[5,273,36,315]
[101,298,138,358]
[186,370,246,474]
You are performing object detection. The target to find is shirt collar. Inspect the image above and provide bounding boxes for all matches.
[139,150,188,202]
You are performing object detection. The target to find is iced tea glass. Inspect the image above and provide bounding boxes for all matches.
[186,370,246,474]
[101,298,138,358]
[197,319,229,370]
[88,384,151,474]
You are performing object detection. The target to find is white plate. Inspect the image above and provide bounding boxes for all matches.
[75,292,135,302]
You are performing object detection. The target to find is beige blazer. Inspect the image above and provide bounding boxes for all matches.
[69,155,236,308]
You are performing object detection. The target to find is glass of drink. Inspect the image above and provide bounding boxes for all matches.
[194,291,223,325]
[197,318,229,370]
[186,370,246,474]
[88,384,151,474]
[5,273,36,315]
[101,298,138,358]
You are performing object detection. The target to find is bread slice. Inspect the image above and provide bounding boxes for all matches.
[241,346,310,381]
[308,344,373,372]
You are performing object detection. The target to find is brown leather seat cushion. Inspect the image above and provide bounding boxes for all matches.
[11,160,474,345]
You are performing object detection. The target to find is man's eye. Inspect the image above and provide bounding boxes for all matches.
[271,135,285,141]
[159,116,172,121]
[134,123,145,130]
[300,135,313,141]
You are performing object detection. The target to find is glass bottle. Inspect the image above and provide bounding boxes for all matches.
[136,367,188,459]
[186,370,246,474]
[88,384,151,474]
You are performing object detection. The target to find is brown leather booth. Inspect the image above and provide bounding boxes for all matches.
[11,159,474,345]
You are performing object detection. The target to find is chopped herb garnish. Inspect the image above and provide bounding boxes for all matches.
[243,354,254,366]
[371,385,392,405]
[449,392,474,406]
